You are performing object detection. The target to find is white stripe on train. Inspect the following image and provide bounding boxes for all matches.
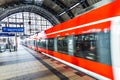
[46,16,120,36]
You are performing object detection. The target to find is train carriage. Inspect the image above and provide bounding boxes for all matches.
[23,0,120,80]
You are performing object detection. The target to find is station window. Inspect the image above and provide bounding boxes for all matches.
[57,36,68,54]
[48,38,54,51]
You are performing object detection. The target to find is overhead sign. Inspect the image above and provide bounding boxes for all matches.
[0,33,15,37]
[2,27,24,32]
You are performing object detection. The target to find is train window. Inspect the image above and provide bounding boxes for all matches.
[96,31,111,65]
[74,34,97,61]
[30,40,34,46]
[34,40,36,47]
[38,39,47,49]
[36,40,39,47]
[74,31,111,65]
[37,40,41,48]
[57,36,68,54]
[48,38,54,51]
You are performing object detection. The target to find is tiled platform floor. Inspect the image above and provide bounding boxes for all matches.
[0,45,96,80]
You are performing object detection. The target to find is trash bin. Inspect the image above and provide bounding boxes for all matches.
[0,44,6,52]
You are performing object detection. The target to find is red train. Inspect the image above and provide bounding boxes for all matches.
[23,0,120,80]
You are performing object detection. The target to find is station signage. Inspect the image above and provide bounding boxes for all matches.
[2,27,24,32]
[0,33,15,37]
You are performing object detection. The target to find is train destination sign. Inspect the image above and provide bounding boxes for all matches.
[2,27,24,32]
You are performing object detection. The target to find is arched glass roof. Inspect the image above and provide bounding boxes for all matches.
[0,12,53,36]
[0,0,112,23]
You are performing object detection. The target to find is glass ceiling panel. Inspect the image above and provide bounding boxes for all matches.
[0,12,53,36]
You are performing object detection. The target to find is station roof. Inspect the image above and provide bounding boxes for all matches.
[0,0,102,25]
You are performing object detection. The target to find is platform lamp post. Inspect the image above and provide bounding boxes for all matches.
[28,21,31,34]
[28,12,32,35]
[14,31,17,51]
[7,17,11,52]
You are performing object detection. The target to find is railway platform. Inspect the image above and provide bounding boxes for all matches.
[0,45,96,80]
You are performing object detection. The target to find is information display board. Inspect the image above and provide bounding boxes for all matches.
[2,27,24,32]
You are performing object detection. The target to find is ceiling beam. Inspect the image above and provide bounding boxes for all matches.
[41,4,64,22]
[51,0,74,18]
[58,0,86,17]
[1,21,24,25]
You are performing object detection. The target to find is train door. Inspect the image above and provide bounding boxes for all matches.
[68,36,74,56]
[34,40,36,50]
[111,17,120,80]
[35,39,39,51]
[54,38,58,52]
